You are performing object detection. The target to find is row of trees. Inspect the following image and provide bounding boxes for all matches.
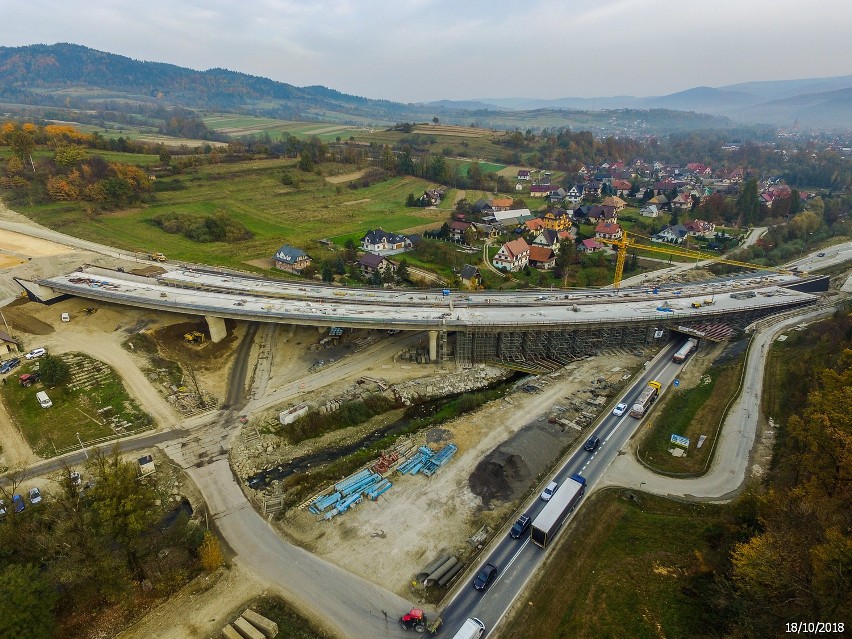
[718,314,852,635]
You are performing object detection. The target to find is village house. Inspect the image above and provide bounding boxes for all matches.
[548,187,567,204]
[653,224,689,244]
[594,221,623,241]
[491,208,533,226]
[358,252,395,278]
[459,264,482,289]
[683,219,715,237]
[528,245,556,270]
[584,180,603,197]
[565,184,585,204]
[490,196,514,212]
[515,182,524,191]
[492,237,530,272]
[577,238,604,253]
[529,184,553,198]
[273,244,312,273]
[517,169,531,181]
[532,229,561,253]
[420,188,445,206]
[522,217,547,233]
[541,209,571,231]
[610,179,632,198]
[586,205,618,225]
[640,204,660,217]
[671,192,693,210]
[448,219,473,242]
[472,222,501,240]
[600,195,627,212]
[361,229,413,254]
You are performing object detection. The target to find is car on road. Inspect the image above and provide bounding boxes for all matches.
[472,563,499,591]
[0,358,21,374]
[612,402,628,416]
[25,347,47,360]
[28,487,42,505]
[817,252,825,257]
[584,436,601,452]
[12,494,25,513]
[509,514,532,539]
[540,481,559,501]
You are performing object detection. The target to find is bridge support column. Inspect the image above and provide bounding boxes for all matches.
[205,316,227,343]
[428,330,438,363]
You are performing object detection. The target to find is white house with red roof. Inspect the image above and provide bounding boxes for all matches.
[577,238,604,253]
[492,237,530,271]
[683,219,715,237]
[594,221,623,241]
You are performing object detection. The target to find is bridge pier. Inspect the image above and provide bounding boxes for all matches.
[428,330,438,363]
[205,316,227,343]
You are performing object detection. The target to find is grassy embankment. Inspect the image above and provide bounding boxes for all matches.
[638,344,746,474]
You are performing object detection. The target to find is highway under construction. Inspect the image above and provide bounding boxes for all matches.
[20,264,828,371]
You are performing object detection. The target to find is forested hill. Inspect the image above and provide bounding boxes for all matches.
[0,43,454,124]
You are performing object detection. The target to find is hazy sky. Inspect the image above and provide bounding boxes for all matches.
[5,0,852,103]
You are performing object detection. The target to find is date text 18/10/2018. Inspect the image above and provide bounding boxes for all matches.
[786,622,844,634]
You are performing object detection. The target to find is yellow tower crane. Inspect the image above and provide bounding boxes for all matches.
[597,231,798,288]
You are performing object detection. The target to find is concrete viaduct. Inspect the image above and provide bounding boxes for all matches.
[19,265,828,371]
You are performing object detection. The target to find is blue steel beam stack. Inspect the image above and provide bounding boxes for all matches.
[420,443,458,476]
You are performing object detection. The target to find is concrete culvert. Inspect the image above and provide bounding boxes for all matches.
[437,562,464,587]
[424,556,458,586]
[417,553,452,583]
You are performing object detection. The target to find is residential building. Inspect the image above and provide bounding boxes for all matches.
[528,246,556,270]
[359,252,395,278]
[529,184,552,198]
[565,184,585,204]
[600,195,627,212]
[541,209,571,231]
[577,238,604,253]
[448,220,473,242]
[490,197,514,211]
[532,229,561,252]
[273,244,312,273]
[594,221,623,241]
[653,224,689,244]
[640,204,660,217]
[459,264,482,289]
[361,229,413,253]
[683,219,715,237]
[492,238,530,271]
[517,169,531,181]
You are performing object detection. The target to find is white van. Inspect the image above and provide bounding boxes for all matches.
[451,617,486,639]
[36,391,52,409]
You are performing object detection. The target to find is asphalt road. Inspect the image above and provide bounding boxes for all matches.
[437,339,687,636]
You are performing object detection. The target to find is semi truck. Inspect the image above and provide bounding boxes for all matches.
[530,474,587,548]
[672,338,698,363]
[629,380,662,418]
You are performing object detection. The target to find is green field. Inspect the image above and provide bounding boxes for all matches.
[454,160,507,176]
[18,159,446,270]
[0,354,151,457]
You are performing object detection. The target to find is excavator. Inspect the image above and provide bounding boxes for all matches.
[183,331,205,344]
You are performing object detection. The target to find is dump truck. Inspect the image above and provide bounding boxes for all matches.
[530,474,587,548]
[672,338,698,363]
[148,252,167,262]
[629,380,662,418]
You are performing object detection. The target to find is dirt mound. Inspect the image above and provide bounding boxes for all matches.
[150,320,239,368]
[470,453,530,509]
[0,302,55,336]
[469,421,575,509]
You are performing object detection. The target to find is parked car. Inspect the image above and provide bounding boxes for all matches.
[817,252,825,257]
[509,514,532,539]
[12,494,25,513]
[25,347,47,360]
[61,312,70,322]
[0,358,21,373]
[612,402,628,417]
[540,481,559,501]
[473,563,499,591]
[28,487,42,505]
[584,436,601,452]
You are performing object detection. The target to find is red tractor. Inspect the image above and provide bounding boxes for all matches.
[399,609,428,633]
